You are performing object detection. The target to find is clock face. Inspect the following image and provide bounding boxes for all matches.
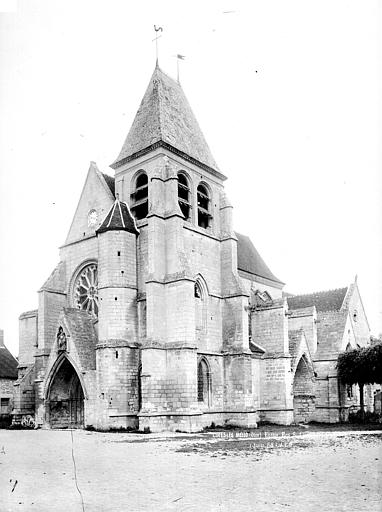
[88,209,98,227]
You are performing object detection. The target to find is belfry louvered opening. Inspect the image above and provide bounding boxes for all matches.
[197,183,211,228]
[177,172,191,220]
[131,172,148,220]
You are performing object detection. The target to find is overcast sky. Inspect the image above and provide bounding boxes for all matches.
[0,0,381,356]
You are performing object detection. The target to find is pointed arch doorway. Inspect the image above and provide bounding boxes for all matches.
[46,357,85,428]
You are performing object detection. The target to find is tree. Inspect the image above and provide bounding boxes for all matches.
[337,343,382,419]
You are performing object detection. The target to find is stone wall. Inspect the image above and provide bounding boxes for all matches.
[11,365,35,426]
[251,302,288,355]
[0,378,16,427]
[96,345,139,430]
[288,306,317,356]
[64,163,114,245]
[18,311,38,366]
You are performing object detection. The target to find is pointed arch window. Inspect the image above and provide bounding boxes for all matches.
[197,183,211,228]
[197,358,211,404]
[178,172,191,220]
[131,172,148,220]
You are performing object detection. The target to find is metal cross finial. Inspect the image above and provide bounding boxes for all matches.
[153,25,163,64]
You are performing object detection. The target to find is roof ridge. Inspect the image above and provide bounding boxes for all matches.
[291,286,347,298]
[156,68,164,141]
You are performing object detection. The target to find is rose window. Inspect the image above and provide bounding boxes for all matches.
[74,264,98,316]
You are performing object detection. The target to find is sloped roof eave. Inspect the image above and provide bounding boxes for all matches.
[236,232,284,286]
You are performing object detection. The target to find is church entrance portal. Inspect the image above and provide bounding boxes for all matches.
[47,358,84,428]
[293,356,315,424]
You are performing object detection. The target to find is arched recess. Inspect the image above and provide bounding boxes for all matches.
[194,275,208,335]
[45,354,86,428]
[197,357,211,406]
[292,354,315,424]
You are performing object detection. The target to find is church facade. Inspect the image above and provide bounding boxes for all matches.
[13,66,371,432]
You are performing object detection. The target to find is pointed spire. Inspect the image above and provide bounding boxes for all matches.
[111,66,223,178]
[96,197,139,236]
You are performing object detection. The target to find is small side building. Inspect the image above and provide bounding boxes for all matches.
[0,330,18,427]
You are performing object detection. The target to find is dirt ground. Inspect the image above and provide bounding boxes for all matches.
[0,427,381,512]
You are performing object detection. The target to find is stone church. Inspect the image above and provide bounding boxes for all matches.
[13,65,371,432]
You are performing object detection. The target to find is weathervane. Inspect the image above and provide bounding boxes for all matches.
[153,25,163,64]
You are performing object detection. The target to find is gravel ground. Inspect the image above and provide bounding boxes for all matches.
[0,428,381,512]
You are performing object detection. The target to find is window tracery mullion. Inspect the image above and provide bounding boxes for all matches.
[74,264,99,317]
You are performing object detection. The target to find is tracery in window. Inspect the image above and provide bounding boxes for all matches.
[131,172,148,220]
[197,183,211,228]
[74,264,98,316]
[178,173,191,220]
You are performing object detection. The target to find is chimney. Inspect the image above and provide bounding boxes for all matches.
[0,329,4,347]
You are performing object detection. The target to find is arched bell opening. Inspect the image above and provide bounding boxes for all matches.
[46,357,85,428]
[292,355,315,424]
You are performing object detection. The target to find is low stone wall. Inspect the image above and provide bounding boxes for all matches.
[138,410,259,433]
[293,394,315,423]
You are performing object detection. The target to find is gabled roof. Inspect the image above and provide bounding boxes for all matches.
[111,65,221,175]
[101,172,115,197]
[287,288,348,312]
[60,308,97,371]
[289,329,302,364]
[0,344,18,379]
[96,197,139,235]
[40,261,66,293]
[236,232,284,285]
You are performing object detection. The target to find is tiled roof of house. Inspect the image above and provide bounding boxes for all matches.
[287,288,348,312]
[111,65,220,174]
[236,232,284,285]
[97,197,139,235]
[0,344,18,379]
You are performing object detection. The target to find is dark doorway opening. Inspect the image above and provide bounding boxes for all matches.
[47,358,84,428]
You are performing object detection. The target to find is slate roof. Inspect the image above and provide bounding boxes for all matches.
[97,197,139,235]
[287,288,348,312]
[61,308,97,371]
[101,172,115,197]
[236,232,284,285]
[111,65,220,174]
[0,344,18,379]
